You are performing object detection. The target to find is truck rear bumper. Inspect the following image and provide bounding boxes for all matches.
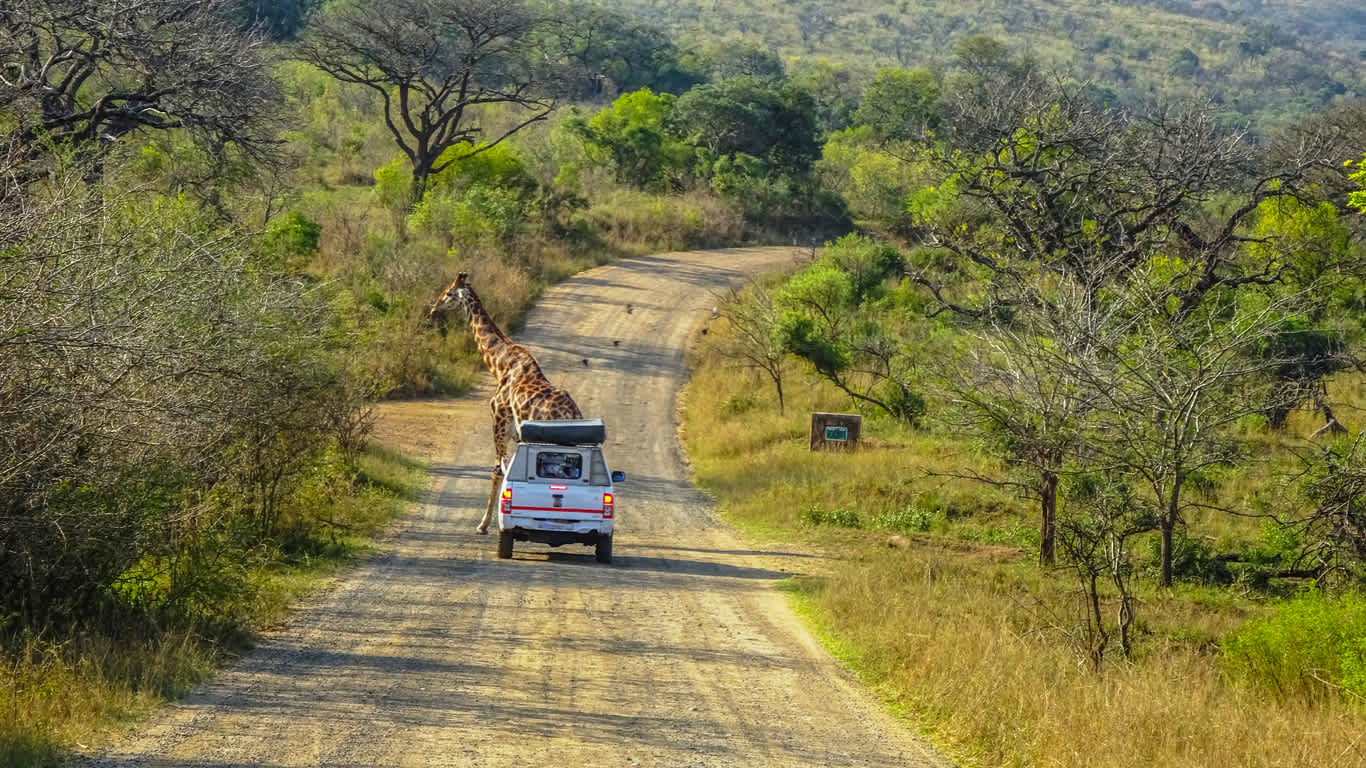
[505,526,609,548]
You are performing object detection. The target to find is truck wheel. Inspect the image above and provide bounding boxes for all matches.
[595,535,612,564]
[497,530,514,559]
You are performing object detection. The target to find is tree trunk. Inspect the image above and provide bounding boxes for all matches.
[1158,516,1175,588]
[1039,470,1057,567]
[410,167,430,205]
[1159,475,1184,588]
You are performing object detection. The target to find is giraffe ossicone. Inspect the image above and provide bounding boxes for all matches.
[427,273,584,533]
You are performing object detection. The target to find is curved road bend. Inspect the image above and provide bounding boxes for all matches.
[87,247,950,768]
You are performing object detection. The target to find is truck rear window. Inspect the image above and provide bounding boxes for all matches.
[535,451,583,480]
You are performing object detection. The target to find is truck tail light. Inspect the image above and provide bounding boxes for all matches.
[602,492,614,518]
[500,487,512,514]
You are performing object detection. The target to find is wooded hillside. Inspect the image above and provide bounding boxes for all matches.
[601,0,1366,132]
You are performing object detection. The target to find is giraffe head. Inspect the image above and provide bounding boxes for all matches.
[424,272,473,336]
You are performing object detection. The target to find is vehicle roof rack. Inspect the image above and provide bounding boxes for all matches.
[516,418,606,445]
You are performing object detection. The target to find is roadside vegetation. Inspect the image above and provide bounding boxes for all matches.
[682,56,1366,766]
[685,350,1366,766]
[2,0,1365,765]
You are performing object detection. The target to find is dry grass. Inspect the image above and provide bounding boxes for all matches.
[681,329,1366,768]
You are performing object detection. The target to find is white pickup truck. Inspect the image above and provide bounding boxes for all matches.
[496,419,623,564]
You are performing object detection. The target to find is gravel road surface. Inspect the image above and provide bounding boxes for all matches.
[87,247,949,768]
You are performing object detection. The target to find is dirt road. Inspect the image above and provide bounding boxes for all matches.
[88,247,948,768]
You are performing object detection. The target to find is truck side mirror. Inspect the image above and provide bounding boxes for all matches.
[612,470,625,483]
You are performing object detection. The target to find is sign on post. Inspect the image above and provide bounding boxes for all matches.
[810,412,861,451]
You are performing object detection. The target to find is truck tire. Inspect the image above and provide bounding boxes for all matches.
[595,535,612,564]
[497,530,514,559]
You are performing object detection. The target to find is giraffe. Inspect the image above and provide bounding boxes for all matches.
[427,272,583,533]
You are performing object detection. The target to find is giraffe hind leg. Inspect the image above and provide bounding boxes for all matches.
[477,464,503,534]
[479,401,515,533]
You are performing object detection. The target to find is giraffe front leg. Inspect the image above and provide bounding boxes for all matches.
[478,401,514,533]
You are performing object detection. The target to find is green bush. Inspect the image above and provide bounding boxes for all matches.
[1221,591,1366,701]
[802,504,862,529]
[719,392,761,418]
[870,505,935,532]
[1148,531,1233,586]
[260,210,321,269]
[882,383,927,426]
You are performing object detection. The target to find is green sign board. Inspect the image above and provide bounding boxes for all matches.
[824,425,849,442]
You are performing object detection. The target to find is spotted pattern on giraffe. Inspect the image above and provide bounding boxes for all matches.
[427,273,584,532]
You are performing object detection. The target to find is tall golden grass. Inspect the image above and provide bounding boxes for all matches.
[681,330,1366,768]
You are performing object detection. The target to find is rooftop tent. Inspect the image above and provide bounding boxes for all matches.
[516,418,607,445]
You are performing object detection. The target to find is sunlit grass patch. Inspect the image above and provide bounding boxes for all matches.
[681,315,1366,768]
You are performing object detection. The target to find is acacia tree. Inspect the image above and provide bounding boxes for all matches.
[0,0,280,164]
[1292,435,1366,583]
[910,75,1357,578]
[939,270,1112,566]
[774,236,924,423]
[712,280,789,414]
[1070,268,1312,587]
[298,0,560,198]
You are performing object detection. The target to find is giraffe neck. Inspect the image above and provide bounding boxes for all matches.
[461,285,515,374]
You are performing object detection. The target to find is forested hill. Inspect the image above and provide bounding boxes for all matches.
[600,0,1366,132]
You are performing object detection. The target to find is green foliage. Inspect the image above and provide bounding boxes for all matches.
[1253,196,1356,280]
[719,392,762,418]
[819,127,926,229]
[572,89,691,189]
[408,142,540,246]
[869,504,937,532]
[1350,155,1366,214]
[1170,47,1202,77]
[778,263,855,317]
[373,156,413,213]
[235,0,317,39]
[260,211,321,270]
[427,142,533,195]
[771,235,927,423]
[881,382,927,426]
[822,233,903,300]
[602,0,1366,135]
[787,57,864,133]
[544,1,701,97]
[1221,590,1366,701]
[449,184,531,245]
[695,39,785,81]
[671,76,822,176]
[774,308,850,378]
[1147,531,1232,586]
[853,67,941,141]
[802,504,863,529]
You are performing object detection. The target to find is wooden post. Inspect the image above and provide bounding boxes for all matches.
[810,412,861,451]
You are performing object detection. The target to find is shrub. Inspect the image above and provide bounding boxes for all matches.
[870,505,936,532]
[1221,590,1366,701]
[719,392,761,418]
[260,210,321,269]
[1148,531,1233,585]
[802,505,862,528]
